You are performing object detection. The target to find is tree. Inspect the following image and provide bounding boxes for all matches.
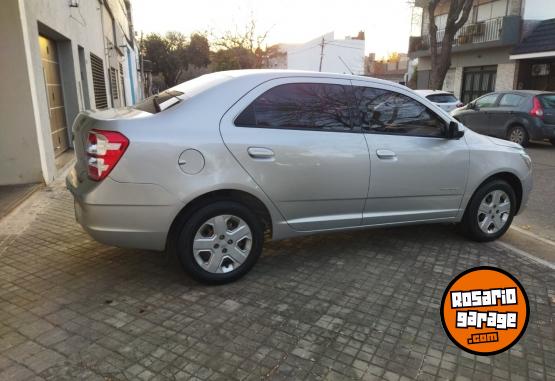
[211,18,269,70]
[426,0,474,89]
[141,32,210,89]
[187,33,211,68]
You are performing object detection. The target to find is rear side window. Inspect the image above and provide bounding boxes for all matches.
[426,93,458,103]
[499,94,524,107]
[539,94,555,109]
[352,86,446,138]
[235,83,352,131]
[475,94,498,108]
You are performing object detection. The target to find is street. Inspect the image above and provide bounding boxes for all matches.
[0,145,554,380]
[513,141,555,242]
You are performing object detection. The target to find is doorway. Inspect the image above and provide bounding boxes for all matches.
[38,35,69,157]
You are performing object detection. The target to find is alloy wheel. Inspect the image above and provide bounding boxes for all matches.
[509,128,525,145]
[476,190,511,234]
[192,214,252,274]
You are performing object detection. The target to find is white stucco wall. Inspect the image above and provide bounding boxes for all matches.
[0,0,139,185]
[0,0,44,185]
[287,32,365,75]
[495,63,518,91]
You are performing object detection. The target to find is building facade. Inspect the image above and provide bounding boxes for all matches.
[409,0,555,103]
[365,53,410,84]
[287,32,366,75]
[0,0,142,186]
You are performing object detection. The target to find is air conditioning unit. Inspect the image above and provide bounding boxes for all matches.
[531,64,550,76]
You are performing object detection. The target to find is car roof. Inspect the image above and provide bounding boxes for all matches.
[413,89,457,97]
[497,90,554,96]
[219,69,409,90]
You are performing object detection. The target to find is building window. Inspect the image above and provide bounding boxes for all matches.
[119,62,126,105]
[461,66,497,104]
[90,53,108,109]
[110,67,118,100]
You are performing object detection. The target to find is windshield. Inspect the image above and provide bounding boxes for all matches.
[427,94,458,103]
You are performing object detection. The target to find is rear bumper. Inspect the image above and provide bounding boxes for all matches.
[66,168,183,251]
[528,120,555,140]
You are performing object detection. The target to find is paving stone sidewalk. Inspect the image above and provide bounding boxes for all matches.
[0,181,554,380]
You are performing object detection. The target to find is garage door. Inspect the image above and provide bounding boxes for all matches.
[39,35,69,157]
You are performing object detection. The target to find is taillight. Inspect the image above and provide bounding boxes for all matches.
[530,96,544,119]
[456,102,464,108]
[86,129,129,181]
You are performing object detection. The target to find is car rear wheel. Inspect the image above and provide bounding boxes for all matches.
[461,179,516,242]
[507,125,529,146]
[176,201,264,284]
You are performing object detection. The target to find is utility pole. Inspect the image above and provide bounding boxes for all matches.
[318,36,325,72]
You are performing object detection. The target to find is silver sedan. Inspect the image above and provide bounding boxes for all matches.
[67,70,533,283]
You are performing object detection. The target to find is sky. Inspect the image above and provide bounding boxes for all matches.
[131,0,417,59]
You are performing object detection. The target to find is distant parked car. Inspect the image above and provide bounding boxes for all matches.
[414,90,464,113]
[451,90,555,147]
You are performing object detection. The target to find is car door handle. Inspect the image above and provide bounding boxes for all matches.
[247,147,274,159]
[376,149,397,159]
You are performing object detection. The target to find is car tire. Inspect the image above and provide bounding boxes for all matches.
[461,179,516,242]
[176,201,264,284]
[507,125,529,147]
[550,138,555,146]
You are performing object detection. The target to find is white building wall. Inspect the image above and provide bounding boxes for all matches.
[287,32,365,75]
[495,63,518,91]
[0,0,44,184]
[0,0,140,185]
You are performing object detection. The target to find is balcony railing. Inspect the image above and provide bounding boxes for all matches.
[409,17,504,52]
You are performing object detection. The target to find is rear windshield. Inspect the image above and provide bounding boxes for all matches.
[426,94,458,103]
[133,90,184,114]
[538,94,555,109]
[132,72,231,114]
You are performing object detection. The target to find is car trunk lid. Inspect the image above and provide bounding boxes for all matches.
[71,108,150,183]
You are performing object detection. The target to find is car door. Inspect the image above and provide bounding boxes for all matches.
[350,80,469,225]
[462,93,500,134]
[220,78,370,231]
[490,93,526,138]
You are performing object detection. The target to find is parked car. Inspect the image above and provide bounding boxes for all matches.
[66,70,532,284]
[414,89,464,113]
[451,90,555,146]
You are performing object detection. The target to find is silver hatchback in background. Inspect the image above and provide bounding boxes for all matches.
[67,70,532,283]
[414,89,464,113]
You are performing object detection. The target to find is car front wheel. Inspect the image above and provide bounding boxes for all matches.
[176,201,264,284]
[461,179,516,242]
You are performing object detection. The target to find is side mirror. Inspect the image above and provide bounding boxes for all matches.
[447,121,465,139]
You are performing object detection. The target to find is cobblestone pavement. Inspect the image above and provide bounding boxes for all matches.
[0,181,554,381]
[513,142,555,241]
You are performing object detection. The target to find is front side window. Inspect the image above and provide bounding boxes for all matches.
[235,83,352,131]
[475,93,498,108]
[353,86,446,137]
[499,94,524,107]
